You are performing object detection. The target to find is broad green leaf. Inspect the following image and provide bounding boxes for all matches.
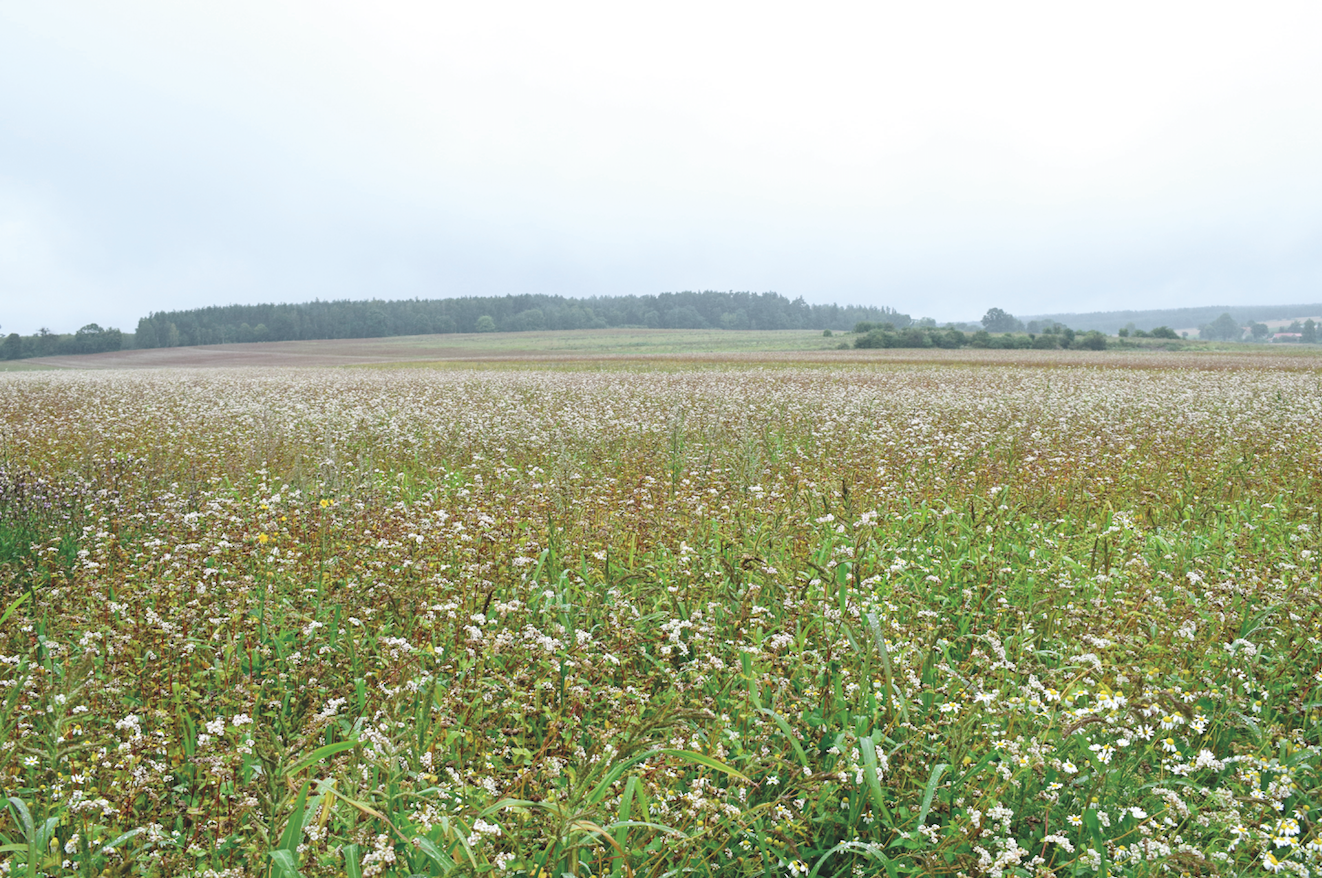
[343,843,363,878]
[413,835,456,873]
[4,798,33,842]
[270,848,302,878]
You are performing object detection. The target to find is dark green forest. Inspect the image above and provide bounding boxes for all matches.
[2,291,911,358]
[1,324,124,360]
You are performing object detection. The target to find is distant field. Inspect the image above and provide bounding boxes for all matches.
[9,327,1322,372]
[10,329,844,370]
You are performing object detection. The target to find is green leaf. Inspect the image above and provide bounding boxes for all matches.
[1083,808,1103,844]
[413,835,456,873]
[0,592,29,628]
[758,708,811,769]
[914,763,949,829]
[4,797,34,843]
[35,817,58,850]
[612,775,639,877]
[343,843,363,878]
[586,748,746,805]
[858,735,892,824]
[284,740,359,776]
[867,613,909,724]
[601,819,686,836]
[809,840,895,878]
[101,827,145,852]
[279,782,310,857]
[270,848,303,878]
[656,749,746,779]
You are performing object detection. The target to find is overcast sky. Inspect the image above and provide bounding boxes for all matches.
[3,1,1322,334]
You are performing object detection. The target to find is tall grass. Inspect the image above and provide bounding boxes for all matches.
[0,364,1320,875]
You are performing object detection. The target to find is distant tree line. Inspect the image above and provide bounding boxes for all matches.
[1116,325,1180,339]
[1,324,125,360]
[128,292,910,350]
[851,309,1108,351]
[1,292,913,359]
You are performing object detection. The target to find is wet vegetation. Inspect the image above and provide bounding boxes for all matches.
[2,358,1322,876]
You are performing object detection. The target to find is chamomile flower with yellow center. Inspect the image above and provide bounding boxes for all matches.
[1067,814,1083,827]
[1089,742,1115,764]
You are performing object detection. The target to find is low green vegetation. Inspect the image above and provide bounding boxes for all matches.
[851,323,1108,351]
[2,361,1322,876]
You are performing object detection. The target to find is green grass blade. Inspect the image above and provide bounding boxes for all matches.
[858,735,892,824]
[279,782,310,856]
[101,827,145,852]
[867,613,909,724]
[413,835,457,873]
[270,848,302,878]
[611,775,639,877]
[602,819,686,836]
[655,749,747,780]
[284,740,358,776]
[758,708,811,769]
[0,592,29,628]
[586,748,746,805]
[809,840,896,878]
[914,762,949,829]
[342,843,363,878]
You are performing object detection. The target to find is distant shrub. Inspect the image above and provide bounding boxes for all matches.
[1074,330,1108,350]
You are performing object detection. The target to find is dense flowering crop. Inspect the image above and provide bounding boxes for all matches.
[1,361,1321,876]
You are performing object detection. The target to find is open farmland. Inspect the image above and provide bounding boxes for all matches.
[9,329,849,371]
[13,327,1322,373]
[3,359,1322,876]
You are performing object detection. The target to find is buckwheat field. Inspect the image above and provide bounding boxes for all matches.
[3,357,1322,877]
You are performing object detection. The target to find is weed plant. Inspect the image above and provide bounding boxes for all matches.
[0,365,1321,876]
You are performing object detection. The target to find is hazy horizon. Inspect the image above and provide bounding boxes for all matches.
[4,2,1322,335]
